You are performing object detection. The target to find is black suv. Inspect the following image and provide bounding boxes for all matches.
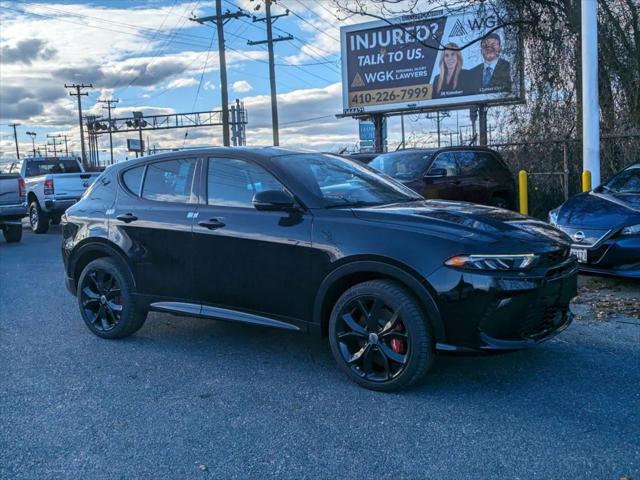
[369,147,515,209]
[62,148,577,391]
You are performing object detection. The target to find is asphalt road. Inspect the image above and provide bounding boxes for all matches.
[1,227,639,480]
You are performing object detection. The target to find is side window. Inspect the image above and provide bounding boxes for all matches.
[428,152,458,177]
[141,158,197,203]
[122,166,145,196]
[207,157,285,207]
[459,152,495,177]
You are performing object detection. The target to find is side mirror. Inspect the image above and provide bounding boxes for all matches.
[253,189,296,211]
[424,168,446,179]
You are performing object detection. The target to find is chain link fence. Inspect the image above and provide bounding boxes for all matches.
[489,134,640,219]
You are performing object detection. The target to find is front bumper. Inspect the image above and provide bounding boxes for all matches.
[44,198,80,214]
[429,259,578,351]
[572,236,640,279]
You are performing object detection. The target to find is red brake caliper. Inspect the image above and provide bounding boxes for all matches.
[390,325,406,354]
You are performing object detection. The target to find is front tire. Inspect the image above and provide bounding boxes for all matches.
[77,258,147,339]
[2,225,22,243]
[29,201,49,233]
[328,280,434,391]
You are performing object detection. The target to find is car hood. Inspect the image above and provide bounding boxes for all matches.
[557,191,640,228]
[352,200,571,247]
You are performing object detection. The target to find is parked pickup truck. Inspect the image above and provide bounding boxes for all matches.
[7,157,100,233]
[0,172,27,243]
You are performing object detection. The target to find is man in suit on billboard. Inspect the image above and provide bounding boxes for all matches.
[469,33,512,93]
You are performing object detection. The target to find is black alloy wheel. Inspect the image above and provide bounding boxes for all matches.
[329,280,433,391]
[77,258,147,339]
[80,269,123,333]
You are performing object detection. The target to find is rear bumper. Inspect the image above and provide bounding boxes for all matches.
[429,259,578,351]
[44,198,79,214]
[0,203,27,221]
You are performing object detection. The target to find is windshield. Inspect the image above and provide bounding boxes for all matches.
[272,154,423,208]
[25,159,81,177]
[369,151,432,180]
[603,167,640,194]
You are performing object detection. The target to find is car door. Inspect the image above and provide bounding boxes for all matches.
[455,151,491,204]
[193,155,314,324]
[112,156,200,300]
[422,151,463,200]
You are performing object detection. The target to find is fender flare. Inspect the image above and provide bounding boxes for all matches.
[68,238,136,289]
[312,260,446,343]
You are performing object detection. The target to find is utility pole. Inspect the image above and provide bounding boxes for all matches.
[98,98,118,164]
[478,105,488,146]
[61,134,70,156]
[248,0,293,146]
[8,123,20,159]
[191,5,249,147]
[65,83,92,168]
[46,134,62,157]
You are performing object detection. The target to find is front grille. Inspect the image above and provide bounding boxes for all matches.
[541,248,570,265]
[519,304,568,338]
[556,225,611,247]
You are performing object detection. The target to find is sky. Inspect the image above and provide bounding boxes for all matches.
[0,0,473,164]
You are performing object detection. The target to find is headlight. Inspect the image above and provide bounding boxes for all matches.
[548,208,559,226]
[445,254,538,271]
[621,224,640,235]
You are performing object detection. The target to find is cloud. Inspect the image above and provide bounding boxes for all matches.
[0,38,57,65]
[167,77,198,89]
[232,80,253,93]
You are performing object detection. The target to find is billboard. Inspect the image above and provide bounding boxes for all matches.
[340,7,523,115]
[127,138,145,152]
[358,118,387,152]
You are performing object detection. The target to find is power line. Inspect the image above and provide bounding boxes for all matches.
[191,28,217,111]
[247,0,294,146]
[278,0,339,42]
[191,3,250,146]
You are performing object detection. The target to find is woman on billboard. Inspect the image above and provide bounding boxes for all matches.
[432,42,470,98]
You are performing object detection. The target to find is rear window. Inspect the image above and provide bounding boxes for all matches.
[369,152,432,180]
[141,158,197,203]
[25,159,81,177]
[122,166,145,196]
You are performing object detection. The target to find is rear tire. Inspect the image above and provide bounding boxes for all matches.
[328,280,434,392]
[29,201,50,234]
[77,258,147,339]
[2,225,22,243]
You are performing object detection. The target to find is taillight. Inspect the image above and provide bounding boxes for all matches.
[44,178,54,195]
[18,177,26,198]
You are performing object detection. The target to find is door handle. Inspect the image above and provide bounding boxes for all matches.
[198,218,226,230]
[116,213,138,223]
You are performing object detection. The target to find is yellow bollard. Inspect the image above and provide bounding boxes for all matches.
[518,170,528,215]
[582,170,592,192]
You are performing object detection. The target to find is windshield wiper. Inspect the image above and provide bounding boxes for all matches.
[325,200,385,209]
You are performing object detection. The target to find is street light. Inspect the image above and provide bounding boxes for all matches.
[26,131,37,157]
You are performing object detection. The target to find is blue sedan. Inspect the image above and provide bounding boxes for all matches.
[549,163,640,278]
